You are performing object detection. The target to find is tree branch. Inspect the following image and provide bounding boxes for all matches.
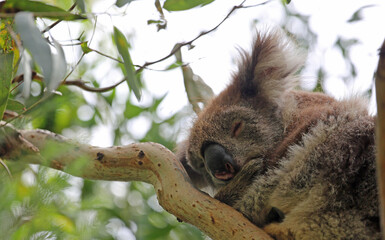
[0,125,272,240]
[11,72,127,93]
[375,38,385,237]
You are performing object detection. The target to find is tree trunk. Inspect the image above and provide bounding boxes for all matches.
[375,38,385,239]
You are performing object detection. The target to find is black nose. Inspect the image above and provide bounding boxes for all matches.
[203,144,236,181]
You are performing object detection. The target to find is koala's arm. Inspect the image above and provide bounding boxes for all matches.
[214,158,263,206]
[214,158,282,226]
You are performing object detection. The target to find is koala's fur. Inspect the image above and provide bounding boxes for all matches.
[177,29,380,239]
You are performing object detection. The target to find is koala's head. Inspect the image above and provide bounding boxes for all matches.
[179,29,305,189]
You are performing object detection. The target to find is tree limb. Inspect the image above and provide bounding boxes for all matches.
[0,125,272,240]
[375,38,385,237]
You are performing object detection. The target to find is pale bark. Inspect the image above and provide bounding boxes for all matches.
[0,125,272,240]
[376,38,385,239]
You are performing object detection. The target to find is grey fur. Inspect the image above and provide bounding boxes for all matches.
[177,29,380,239]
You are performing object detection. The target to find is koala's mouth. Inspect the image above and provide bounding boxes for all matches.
[202,143,237,181]
[214,162,235,181]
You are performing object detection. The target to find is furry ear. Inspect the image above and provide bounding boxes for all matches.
[233,29,305,106]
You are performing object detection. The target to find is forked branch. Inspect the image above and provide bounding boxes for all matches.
[0,125,272,240]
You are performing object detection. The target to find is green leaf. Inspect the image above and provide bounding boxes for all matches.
[113,26,141,100]
[15,13,67,95]
[48,38,67,93]
[3,0,85,20]
[124,102,144,119]
[147,20,163,25]
[163,0,215,11]
[165,61,183,70]
[148,94,167,113]
[0,18,14,54]
[81,41,92,54]
[182,64,214,113]
[15,12,53,89]
[174,47,213,113]
[115,0,135,8]
[20,51,33,98]
[75,0,86,13]
[0,53,14,120]
[6,99,25,112]
[347,5,375,23]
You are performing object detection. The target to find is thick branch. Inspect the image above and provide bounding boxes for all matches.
[376,38,385,237]
[0,126,272,240]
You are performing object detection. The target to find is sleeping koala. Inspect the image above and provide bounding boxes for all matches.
[177,29,380,240]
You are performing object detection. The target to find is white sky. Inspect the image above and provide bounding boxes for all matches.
[47,0,385,147]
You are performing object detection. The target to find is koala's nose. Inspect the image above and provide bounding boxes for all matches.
[203,144,236,181]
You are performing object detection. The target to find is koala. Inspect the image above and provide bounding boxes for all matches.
[177,29,380,240]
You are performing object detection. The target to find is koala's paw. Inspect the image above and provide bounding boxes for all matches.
[264,223,295,240]
[214,158,264,206]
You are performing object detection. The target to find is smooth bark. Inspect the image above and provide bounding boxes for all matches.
[0,126,272,240]
[376,38,385,239]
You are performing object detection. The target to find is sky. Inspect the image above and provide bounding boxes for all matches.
[46,0,385,147]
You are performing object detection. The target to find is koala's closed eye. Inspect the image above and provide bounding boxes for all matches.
[231,120,244,138]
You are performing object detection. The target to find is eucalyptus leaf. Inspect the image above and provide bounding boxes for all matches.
[147,20,163,25]
[113,26,141,100]
[81,42,92,54]
[165,61,183,70]
[182,65,214,113]
[115,0,135,8]
[15,12,53,91]
[76,0,86,13]
[4,0,85,20]
[48,39,67,93]
[163,0,215,11]
[174,47,213,113]
[0,53,14,120]
[6,99,25,112]
[21,51,32,98]
[347,5,375,23]
[15,13,67,96]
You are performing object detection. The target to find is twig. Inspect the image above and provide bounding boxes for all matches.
[11,70,128,93]
[0,159,12,179]
[64,78,126,92]
[89,48,123,64]
[62,16,98,82]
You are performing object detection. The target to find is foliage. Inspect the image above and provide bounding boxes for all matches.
[163,0,215,11]
[0,0,377,239]
[0,165,203,240]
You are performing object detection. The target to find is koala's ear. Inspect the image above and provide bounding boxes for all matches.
[233,29,305,106]
[176,141,208,189]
